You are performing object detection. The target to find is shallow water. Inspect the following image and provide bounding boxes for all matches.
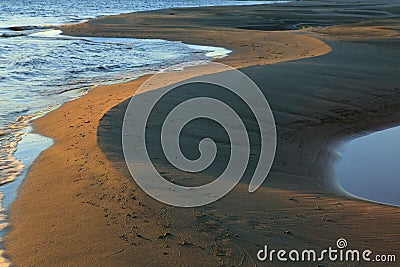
[336,126,400,207]
[0,126,53,266]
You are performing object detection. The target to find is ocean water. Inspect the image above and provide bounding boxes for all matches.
[0,0,286,265]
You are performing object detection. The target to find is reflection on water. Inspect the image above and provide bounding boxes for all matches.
[336,126,400,207]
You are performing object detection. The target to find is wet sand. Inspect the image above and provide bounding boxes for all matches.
[5,0,400,266]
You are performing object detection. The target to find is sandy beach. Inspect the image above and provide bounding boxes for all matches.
[5,0,400,266]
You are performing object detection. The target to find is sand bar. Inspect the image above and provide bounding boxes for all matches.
[5,0,400,266]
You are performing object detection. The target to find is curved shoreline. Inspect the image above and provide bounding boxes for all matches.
[5,1,400,266]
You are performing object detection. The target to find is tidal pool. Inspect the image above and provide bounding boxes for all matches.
[337,126,400,207]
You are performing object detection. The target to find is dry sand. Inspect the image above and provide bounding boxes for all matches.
[5,0,400,266]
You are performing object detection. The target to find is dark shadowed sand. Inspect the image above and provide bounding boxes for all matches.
[5,0,400,266]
